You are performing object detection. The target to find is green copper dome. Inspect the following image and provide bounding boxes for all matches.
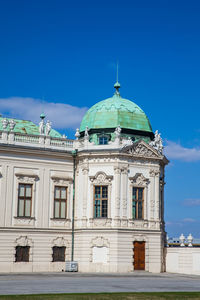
[0,117,62,138]
[80,86,152,134]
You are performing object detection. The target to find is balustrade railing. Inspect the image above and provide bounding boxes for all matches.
[0,130,74,151]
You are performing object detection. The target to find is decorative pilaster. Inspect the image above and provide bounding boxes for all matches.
[150,169,160,221]
[121,166,128,218]
[114,166,121,218]
[82,164,89,218]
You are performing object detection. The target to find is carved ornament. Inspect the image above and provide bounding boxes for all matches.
[52,236,69,247]
[123,140,161,159]
[129,173,149,187]
[15,173,39,183]
[89,171,113,184]
[91,236,109,248]
[51,176,73,184]
[15,235,33,247]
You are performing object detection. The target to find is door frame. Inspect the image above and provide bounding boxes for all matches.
[133,240,146,271]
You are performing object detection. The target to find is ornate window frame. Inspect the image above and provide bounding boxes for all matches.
[14,235,33,263]
[90,236,110,263]
[51,236,70,262]
[50,176,73,221]
[129,173,149,220]
[89,172,113,219]
[14,173,39,221]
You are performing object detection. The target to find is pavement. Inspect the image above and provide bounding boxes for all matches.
[0,272,200,295]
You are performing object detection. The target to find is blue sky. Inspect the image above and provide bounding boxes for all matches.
[0,0,200,237]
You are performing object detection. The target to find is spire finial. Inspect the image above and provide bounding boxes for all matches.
[114,62,120,96]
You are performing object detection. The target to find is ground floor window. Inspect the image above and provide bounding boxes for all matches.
[52,246,66,262]
[15,246,30,262]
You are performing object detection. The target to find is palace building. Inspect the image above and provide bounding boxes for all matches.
[0,81,168,273]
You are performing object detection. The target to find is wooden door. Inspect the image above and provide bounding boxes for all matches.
[133,241,145,270]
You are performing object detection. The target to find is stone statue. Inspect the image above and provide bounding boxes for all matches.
[9,119,16,131]
[75,128,80,140]
[84,126,89,140]
[45,120,52,136]
[149,130,163,154]
[39,119,45,135]
[2,119,8,130]
[114,125,121,138]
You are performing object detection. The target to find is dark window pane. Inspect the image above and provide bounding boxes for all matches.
[94,200,101,217]
[52,246,66,262]
[102,186,108,198]
[15,246,30,262]
[132,187,144,220]
[138,188,143,200]
[132,188,137,200]
[102,200,108,217]
[132,201,136,219]
[99,136,108,145]
[138,201,143,219]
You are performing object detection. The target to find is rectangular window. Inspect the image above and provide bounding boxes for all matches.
[18,184,32,217]
[15,246,30,262]
[52,246,66,262]
[132,187,144,219]
[99,136,108,145]
[54,186,67,219]
[94,185,108,218]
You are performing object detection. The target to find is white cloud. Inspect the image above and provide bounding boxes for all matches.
[0,97,88,130]
[164,140,200,162]
[182,218,196,223]
[183,199,200,207]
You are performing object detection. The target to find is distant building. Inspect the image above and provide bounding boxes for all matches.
[0,81,168,273]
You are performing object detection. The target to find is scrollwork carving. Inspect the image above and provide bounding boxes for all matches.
[129,173,149,187]
[15,173,39,183]
[51,176,73,184]
[123,140,161,159]
[89,171,113,184]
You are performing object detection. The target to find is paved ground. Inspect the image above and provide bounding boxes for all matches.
[0,272,200,295]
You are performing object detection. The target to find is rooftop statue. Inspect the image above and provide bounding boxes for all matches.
[45,120,52,136]
[84,126,89,140]
[75,128,80,140]
[2,119,8,130]
[114,125,121,138]
[39,119,45,135]
[9,119,16,131]
[149,130,163,154]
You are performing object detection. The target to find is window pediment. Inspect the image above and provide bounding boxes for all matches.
[89,172,113,185]
[129,173,149,187]
[15,173,39,183]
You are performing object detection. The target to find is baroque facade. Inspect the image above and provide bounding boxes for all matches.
[0,82,168,273]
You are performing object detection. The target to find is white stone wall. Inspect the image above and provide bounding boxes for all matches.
[165,247,200,275]
[0,139,167,273]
